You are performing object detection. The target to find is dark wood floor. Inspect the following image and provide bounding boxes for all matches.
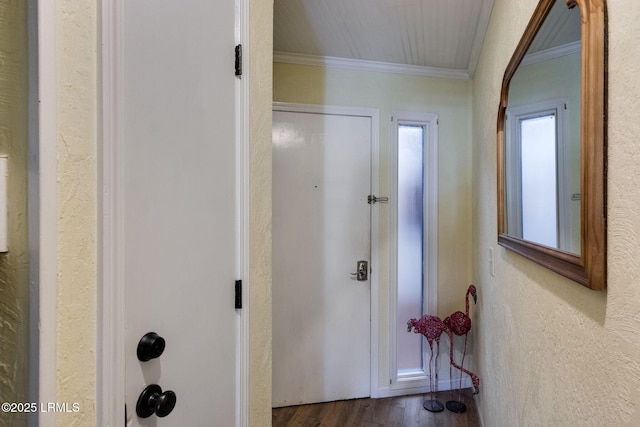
[272,388,480,427]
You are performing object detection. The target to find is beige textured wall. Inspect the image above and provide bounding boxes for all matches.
[273,63,474,386]
[472,0,640,425]
[0,1,30,426]
[249,0,273,425]
[56,0,98,425]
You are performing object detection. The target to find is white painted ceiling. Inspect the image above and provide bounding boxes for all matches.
[274,0,582,79]
[274,0,496,78]
[529,0,581,55]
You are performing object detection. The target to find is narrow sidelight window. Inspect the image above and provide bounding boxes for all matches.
[396,124,425,374]
[390,112,438,389]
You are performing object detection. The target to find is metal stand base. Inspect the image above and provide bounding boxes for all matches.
[423,399,444,412]
[445,400,467,413]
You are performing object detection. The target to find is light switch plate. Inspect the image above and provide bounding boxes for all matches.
[489,247,495,277]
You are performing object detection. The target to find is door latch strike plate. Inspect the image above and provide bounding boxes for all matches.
[368,195,389,204]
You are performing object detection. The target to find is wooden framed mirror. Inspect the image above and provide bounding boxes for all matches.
[497,0,606,289]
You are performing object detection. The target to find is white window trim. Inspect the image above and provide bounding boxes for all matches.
[388,111,438,393]
[505,99,571,252]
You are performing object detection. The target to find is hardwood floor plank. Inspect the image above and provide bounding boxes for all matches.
[319,399,349,427]
[273,389,480,427]
[371,397,391,425]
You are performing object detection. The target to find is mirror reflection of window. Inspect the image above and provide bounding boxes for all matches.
[520,114,558,248]
[506,101,576,252]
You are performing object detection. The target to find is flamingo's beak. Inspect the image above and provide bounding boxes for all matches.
[473,386,480,395]
[472,292,477,304]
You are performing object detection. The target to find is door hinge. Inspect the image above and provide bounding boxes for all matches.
[235,280,243,309]
[235,44,242,78]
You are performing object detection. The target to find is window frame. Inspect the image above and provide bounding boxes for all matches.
[505,99,572,252]
[389,111,439,391]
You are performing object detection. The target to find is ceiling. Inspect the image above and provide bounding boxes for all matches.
[528,0,580,55]
[273,0,496,79]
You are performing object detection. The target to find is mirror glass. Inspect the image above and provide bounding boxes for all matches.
[503,0,582,254]
[497,0,606,289]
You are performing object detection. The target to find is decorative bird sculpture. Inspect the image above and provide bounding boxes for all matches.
[407,315,447,412]
[446,327,480,394]
[443,284,478,412]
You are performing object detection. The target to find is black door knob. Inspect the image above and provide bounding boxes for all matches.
[137,332,166,361]
[136,384,177,418]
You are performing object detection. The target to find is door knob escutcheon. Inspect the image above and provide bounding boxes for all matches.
[137,332,166,361]
[350,260,368,281]
[136,384,177,418]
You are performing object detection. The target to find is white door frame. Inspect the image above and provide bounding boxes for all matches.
[98,1,250,426]
[271,102,382,398]
[34,1,58,426]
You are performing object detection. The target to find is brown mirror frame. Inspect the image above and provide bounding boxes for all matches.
[497,0,607,289]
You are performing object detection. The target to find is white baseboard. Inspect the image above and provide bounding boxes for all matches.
[375,377,471,399]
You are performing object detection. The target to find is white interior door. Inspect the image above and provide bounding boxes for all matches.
[121,1,238,425]
[272,106,372,407]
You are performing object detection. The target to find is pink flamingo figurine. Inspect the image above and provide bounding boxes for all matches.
[407,315,447,412]
[443,285,477,391]
[446,327,480,394]
[443,285,478,413]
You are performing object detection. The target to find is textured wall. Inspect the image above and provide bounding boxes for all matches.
[472,0,640,425]
[56,0,98,425]
[273,63,474,387]
[249,0,273,425]
[0,1,30,426]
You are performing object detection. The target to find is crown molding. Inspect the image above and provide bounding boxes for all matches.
[521,41,581,66]
[273,51,470,80]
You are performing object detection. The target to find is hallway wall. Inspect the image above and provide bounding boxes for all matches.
[472,0,640,425]
[274,63,474,390]
[56,1,98,425]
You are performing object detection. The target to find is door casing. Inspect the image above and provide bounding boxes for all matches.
[98,0,250,425]
[33,1,58,425]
